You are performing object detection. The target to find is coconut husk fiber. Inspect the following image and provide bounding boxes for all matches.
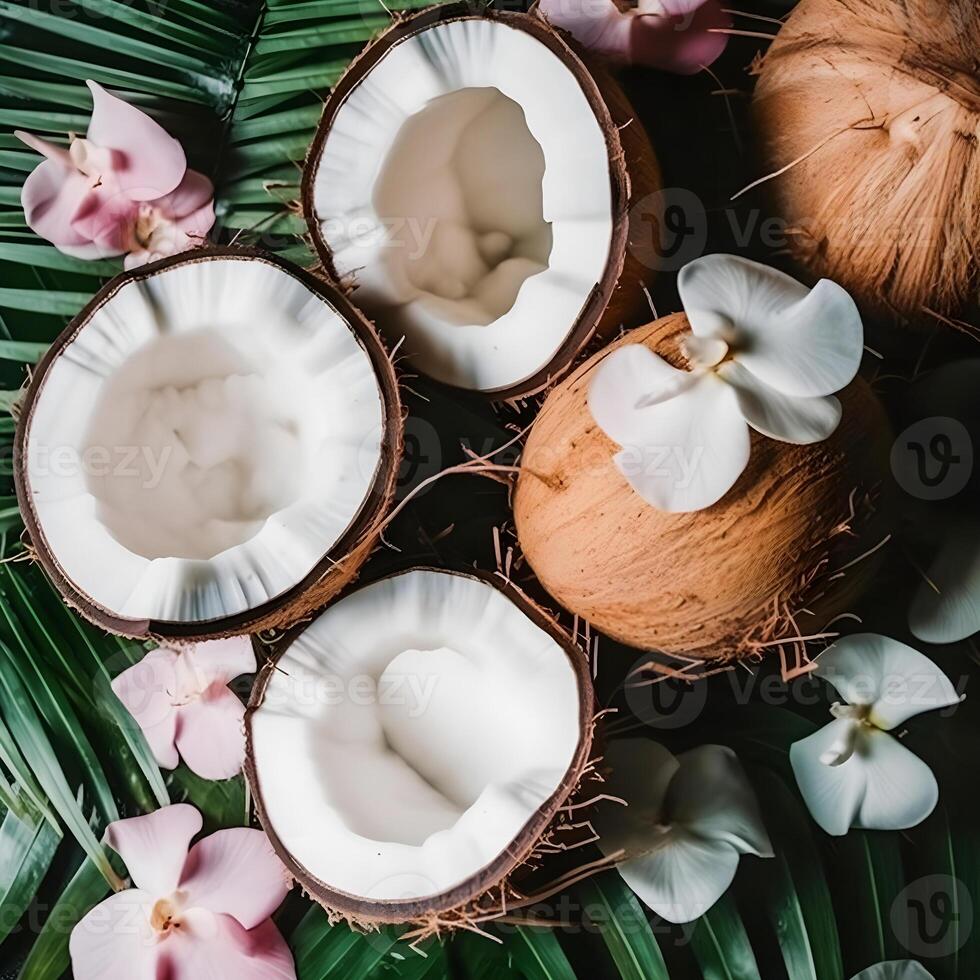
[752,0,980,329]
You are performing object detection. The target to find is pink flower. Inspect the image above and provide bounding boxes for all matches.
[538,0,730,75]
[112,637,255,781]
[69,804,295,979]
[16,80,215,268]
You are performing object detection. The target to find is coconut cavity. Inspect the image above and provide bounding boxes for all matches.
[18,250,399,635]
[84,330,309,561]
[306,12,620,393]
[514,314,894,660]
[373,86,553,328]
[246,568,591,921]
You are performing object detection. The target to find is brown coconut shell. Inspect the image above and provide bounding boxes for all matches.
[752,0,980,328]
[514,314,894,661]
[14,246,404,643]
[301,2,661,400]
[244,566,597,929]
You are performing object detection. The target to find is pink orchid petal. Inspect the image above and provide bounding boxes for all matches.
[173,197,215,239]
[105,804,202,897]
[631,0,730,74]
[538,0,633,58]
[69,182,138,254]
[159,910,296,980]
[174,688,247,780]
[178,827,290,929]
[15,130,72,165]
[539,0,728,73]
[124,248,159,270]
[111,648,181,771]
[177,636,256,692]
[155,168,214,220]
[20,158,107,251]
[69,888,158,980]
[85,80,186,201]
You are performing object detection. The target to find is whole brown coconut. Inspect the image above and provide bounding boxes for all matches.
[752,0,980,326]
[514,314,893,661]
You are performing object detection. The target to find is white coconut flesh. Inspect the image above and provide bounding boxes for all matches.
[24,256,385,624]
[249,569,584,903]
[311,17,614,392]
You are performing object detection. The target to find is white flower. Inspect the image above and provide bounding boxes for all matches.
[851,961,935,980]
[790,634,961,836]
[594,740,772,923]
[909,520,980,645]
[588,254,863,512]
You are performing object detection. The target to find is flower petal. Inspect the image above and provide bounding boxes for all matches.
[631,0,730,75]
[15,130,72,165]
[909,527,980,645]
[69,183,138,254]
[790,720,866,836]
[85,80,186,200]
[588,344,699,446]
[791,724,938,835]
[105,804,202,896]
[111,647,181,771]
[614,371,750,512]
[538,0,729,74]
[853,730,939,831]
[815,634,961,729]
[594,739,681,855]
[20,158,107,252]
[678,254,863,397]
[617,830,741,923]
[174,688,246,780]
[175,636,255,693]
[667,745,772,857]
[719,361,842,444]
[537,0,633,60]
[154,168,214,219]
[159,909,296,980]
[69,889,158,980]
[179,827,290,929]
[851,961,936,980]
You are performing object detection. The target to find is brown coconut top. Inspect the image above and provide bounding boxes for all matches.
[515,313,893,661]
[244,566,596,926]
[301,2,660,399]
[14,246,403,642]
[752,0,980,325]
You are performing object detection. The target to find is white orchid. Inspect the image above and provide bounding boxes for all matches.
[594,739,772,923]
[588,253,863,511]
[851,961,935,980]
[791,635,961,837]
[909,521,980,645]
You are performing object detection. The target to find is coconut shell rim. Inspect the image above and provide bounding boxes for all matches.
[13,244,404,642]
[299,1,636,402]
[243,564,596,925]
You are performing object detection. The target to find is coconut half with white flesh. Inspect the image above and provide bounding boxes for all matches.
[245,567,594,925]
[302,3,660,398]
[14,247,402,640]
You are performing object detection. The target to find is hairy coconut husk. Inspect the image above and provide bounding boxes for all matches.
[752,0,980,329]
[514,314,894,661]
[245,567,599,931]
[301,3,662,399]
[14,246,404,642]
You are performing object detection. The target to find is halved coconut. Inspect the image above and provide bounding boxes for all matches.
[245,567,594,925]
[14,247,402,640]
[303,3,660,398]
